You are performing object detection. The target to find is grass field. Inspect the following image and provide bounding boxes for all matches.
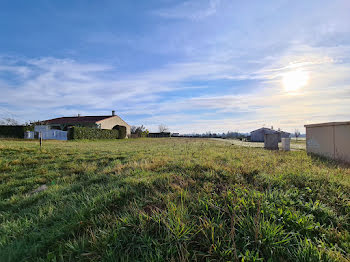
[212,138,306,150]
[0,138,349,261]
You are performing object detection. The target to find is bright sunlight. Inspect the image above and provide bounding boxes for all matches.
[282,70,309,92]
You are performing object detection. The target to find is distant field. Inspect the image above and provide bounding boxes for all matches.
[0,138,349,261]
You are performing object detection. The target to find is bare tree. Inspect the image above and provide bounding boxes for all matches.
[131,125,146,136]
[158,124,169,133]
[0,118,19,125]
[294,129,300,141]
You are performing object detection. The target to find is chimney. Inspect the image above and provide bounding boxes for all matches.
[112,110,115,116]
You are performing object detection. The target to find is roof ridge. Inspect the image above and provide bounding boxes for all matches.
[59,115,112,117]
[42,115,116,124]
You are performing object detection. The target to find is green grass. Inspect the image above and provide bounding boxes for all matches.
[215,138,306,150]
[0,138,349,262]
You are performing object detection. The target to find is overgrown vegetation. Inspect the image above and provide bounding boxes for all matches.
[68,126,120,140]
[131,125,149,138]
[0,138,349,261]
[117,126,127,139]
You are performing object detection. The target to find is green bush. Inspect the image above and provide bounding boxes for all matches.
[118,126,127,139]
[0,125,33,138]
[68,126,119,140]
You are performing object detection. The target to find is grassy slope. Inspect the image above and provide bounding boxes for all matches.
[0,138,349,262]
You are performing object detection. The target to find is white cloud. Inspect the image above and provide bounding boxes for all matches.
[1,43,350,133]
[122,45,350,133]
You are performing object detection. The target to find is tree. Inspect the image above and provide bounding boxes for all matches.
[294,129,300,141]
[0,118,19,125]
[131,126,138,134]
[131,125,148,137]
[158,124,169,133]
[131,125,145,134]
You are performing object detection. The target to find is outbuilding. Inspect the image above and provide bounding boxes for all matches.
[250,127,290,142]
[304,121,350,163]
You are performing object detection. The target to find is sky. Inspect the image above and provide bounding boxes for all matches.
[0,0,349,133]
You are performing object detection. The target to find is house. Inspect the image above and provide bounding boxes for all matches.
[42,111,131,138]
[305,121,350,163]
[250,127,290,142]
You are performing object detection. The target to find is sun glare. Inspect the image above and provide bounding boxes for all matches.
[282,70,309,92]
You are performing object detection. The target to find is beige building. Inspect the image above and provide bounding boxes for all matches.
[304,121,350,163]
[43,111,131,138]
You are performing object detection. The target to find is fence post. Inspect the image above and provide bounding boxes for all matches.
[40,132,42,149]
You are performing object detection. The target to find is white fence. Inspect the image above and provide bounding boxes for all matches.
[25,126,68,141]
[24,131,35,139]
[41,130,68,140]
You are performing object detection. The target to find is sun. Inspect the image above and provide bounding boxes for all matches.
[282,70,309,92]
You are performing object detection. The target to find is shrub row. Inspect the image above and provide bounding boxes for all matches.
[118,127,127,139]
[68,126,119,140]
[0,125,33,138]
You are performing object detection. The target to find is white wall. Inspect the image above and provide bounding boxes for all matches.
[305,122,350,163]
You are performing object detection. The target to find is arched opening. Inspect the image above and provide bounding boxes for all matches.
[112,125,127,139]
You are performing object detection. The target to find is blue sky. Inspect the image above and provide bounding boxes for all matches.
[0,0,349,133]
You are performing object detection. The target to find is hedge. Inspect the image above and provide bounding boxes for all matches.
[0,125,33,138]
[68,127,119,140]
[118,126,127,139]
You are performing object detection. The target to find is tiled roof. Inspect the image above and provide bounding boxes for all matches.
[43,116,113,124]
